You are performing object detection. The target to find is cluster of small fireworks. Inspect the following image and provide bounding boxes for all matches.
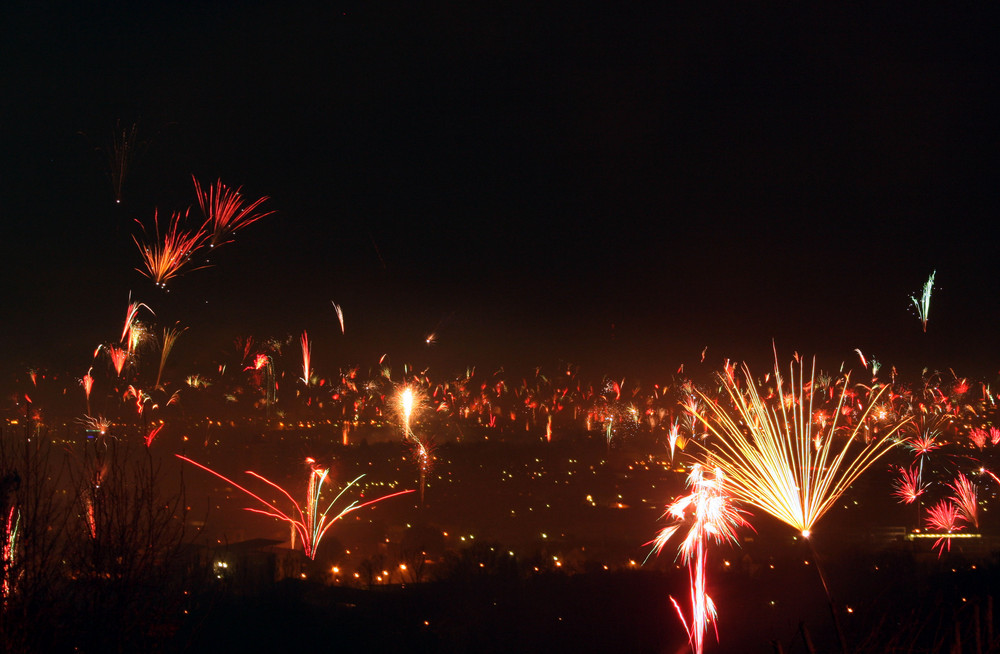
[133,177,271,289]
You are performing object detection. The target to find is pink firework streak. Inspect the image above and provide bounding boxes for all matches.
[108,346,128,377]
[300,331,312,386]
[144,424,165,447]
[649,464,751,654]
[925,500,963,557]
[176,455,412,559]
[905,431,940,459]
[891,464,927,504]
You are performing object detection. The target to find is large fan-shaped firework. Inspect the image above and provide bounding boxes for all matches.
[689,357,905,538]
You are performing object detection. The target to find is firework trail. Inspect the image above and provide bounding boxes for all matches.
[331,301,345,334]
[649,465,750,654]
[411,435,435,509]
[397,386,431,504]
[400,387,415,440]
[300,331,312,386]
[969,428,988,450]
[81,368,94,415]
[133,209,209,287]
[107,120,138,204]
[192,176,274,248]
[910,270,936,332]
[176,455,412,559]
[156,325,186,389]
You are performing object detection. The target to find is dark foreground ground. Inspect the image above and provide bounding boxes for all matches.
[183,544,1000,654]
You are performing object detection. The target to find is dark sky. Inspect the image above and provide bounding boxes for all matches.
[2,2,998,380]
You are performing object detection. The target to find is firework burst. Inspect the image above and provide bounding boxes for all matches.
[650,464,750,654]
[176,455,412,559]
[331,301,345,334]
[925,500,963,557]
[133,209,208,287]
[192,176,274,248]
[689,357,905,538]
[891,464,927,504]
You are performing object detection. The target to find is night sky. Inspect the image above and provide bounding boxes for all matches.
[2,2,998,381]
